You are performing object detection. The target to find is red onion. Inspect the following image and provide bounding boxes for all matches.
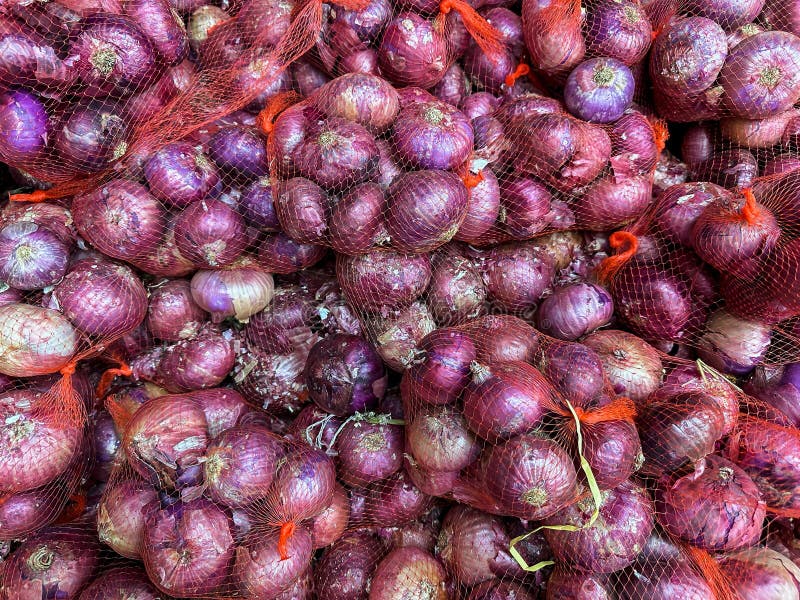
[637,393,726,475]
[433,63,470,106]
[52,258,147,338]
[462,361,552,442]
[720,109,799,148]
[650,17,727,98]
[274,177,329,245]
[573,174,652,231]
[427,252,486,326]
[0,482,71,540]
[235,524,312,597]
[697,310,771,376]
[621,559,715,599]
[369,301,437,371]
[207,124,268,179]
[721,548,800,600]
[334,416,403,487]
[747,364,800,427]
[193,387,250,437]
[545,481,653,573]
[369,546,448,600]
[461,92,501,120]
[236,0,293,45]
[0,304,77,376]
[124,0,187,65]
[316,73,400,133]
[454,168,501,243]
[337,250,431,312]
[146,280,207,341]
[522,0,585,77]
[586,0,652,64]
[233,341,311,415]
[405,328,476,405]
[536,282,613,341]
[564,57,635,123]
[581,417,642,489]
[378,12,448,88]
[482,242,555,314]
[143,498,234,597]
[484,434,577,519]
[654,182,729,247]
[174,199,247,268]
[143,142,219,208]
[97,477,158,559]
[732,419,800,512]
[258,233,327,274]
[463,41,515,96]
[2,526,100,598]
[0,222,69,291]
[78,566,160,600]
[310,483,350,548]
[539,342,605,406]
[155,325,235,392]
[684,0,765,29]
[393,100,473,171]
[55,101,130,174]
[270,446,336,521]
[365,469,432,526]
[763,153,800,177]
[328,182,387,254]
[720,31,800,119]
[123,393,208,489]
[404,455,459,496]
[72,179,165,262]
[583,330,663,403]
[497,177,552,240]
[696,148,759,191]
[292,60,331,96]
[407,404,480,473]
[190,259,274,322]
[657,455,765,551]
[315,530,384,600]
[240,177,280,231]
[0,90,49,165]
[0,202,77,248]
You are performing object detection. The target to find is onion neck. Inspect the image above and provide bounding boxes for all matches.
[27,546,54,572]
[520,487,547,507]
[470,361,491,384]
[91,48,117,75]
[759,66,781,89]
[593,65,615,87]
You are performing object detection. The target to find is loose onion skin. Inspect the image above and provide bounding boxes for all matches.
[369,546,448,600]
[405,328,476,405]
[0,222,69,291]
[147,279,207,341]
[304,333,387,417]
[97,477,158,559]
[721,548,800,600]
[657,455,766,552]
[315,530,384,600]
[335,420,403,487]
[484,434,577,520]
[545,481,654,573]
[204,424,284,507]
[337,250,431,312]
[482,242,555,314]
[2,526,101,599]
[462,361,552,442]
[583,330,662,403]
[427,253,487,325]
[235,525,313,598]
[0,304,77,376]
[536,282,613,341]
[143,498,235,597]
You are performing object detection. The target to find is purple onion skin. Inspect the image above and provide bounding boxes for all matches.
[270,447,336,522]
[0,90,49,165]
[586,0,652,65]
[240,176,280,230]
[536,282,613,341]
[0,484,69,541]
[144,141,219,208]
[499,177,552,240]
[539,342,606,407]
[315,530,384,600]
[369,546,447,600]
[124,0,188,65]
[70,14,159,97]
[386,170,469,253]
[378,12,448,88]
[335,420,403,487]
[696,149,759,191]
[91,410,120,481]
[482,242,555,315]
[2,526,101,599]
[407,404,480,473]
[469,580,536,600]
[304,334,387,417]
[547,569,612,600]
[650,17,728,97]
[365,470,432,527]
[720,31,800,119]
[454,168,501,243]
[609,111,659,176]
[275,177,329,245]
[310,484,350,547]
[683,0,765,29]
[406,328,476,405]
[583,418,643,489]
[656,455,766,552]
[720,548,800,600]
[316,73,400,134]
[77,567,160,600]
[329,182,387,254]
[697,310,771,376]
[545,481,653,573]
[654,182,729,247]
[0,18,78,90]
[763,153,800,177]
[0,222,69,291]
[573,175,652,231]
[97,477,158,560]
[155,325,235,392]
[462,42,516,96]
[147,279,207,341]
[393,100,473,171]
[53,258,147,338]
[331,0,391,44]
[749,364,800,427]
[0,203,77,248]
[174,199,247,268]
[370,301,437,371]
[427,252,486,326]
[143,499,235,597]
[484,434,578,520]
[461,92,501,121]
[55,102,129,174]
[204,424,284,507]
[462,361,552,442]
[207,125,268,179]
[564,57,635,123]
[621,560,715,600]
[293,60,331,96]
[72,179,165,261]
[258,233,327,275]
[433,63,469,107]
[336,250,431,312]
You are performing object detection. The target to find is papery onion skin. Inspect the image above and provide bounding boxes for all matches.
[404,455,459,497]
[586,0,652,64]
[433,63,470,106]
[208,124,268,179]
[147,279,207,341]
[369,546,448,600]
[142,498,235,597]
[190,261,274,322]
[583,419,643,490]
[720,31,800,119]
[697,310,771,376]
[0,483,73,541]
[204,424,283,507]
[270,446,336,521]
[369,302,437,371]
[155,325,235,392]
[720,547,800,600]
[241,176,280,230]
[124,0,188,65]
[522,0,585,77]
[258,233,327,275]
[0,304,77,376]
[275,177,329,245]
[407,405,480,473]
[97,477,158,559]
[545,481,654,573]
[193,387,251,437]
[144,141,219,208]
[72,179,165,261]
[696,148,759,191]
[56,101,129,173]
[174,199,247,268]
[0,222,69,291]
[1,526,101,599]
[454,169,501,243]
[335,417,403,487]
[310,483,350,549]
[573,174,652,231]
[499,177,552,240]
[393,101,473,171]
[462,314,540,364]
[484,434,578,520]
[0,89,49,164]
[656,455,766,551]
[365,469,432,527]
[536,282,613,341]
[583,330,663,403]
[482,242,555,314]
[329,182,387,255]
[77,566,160,600]
[315,530,384,600]
[684,0,765,29]
[337,250,431,312]
[653,182,729,247]
[406,328,476,405]
[564,57,635,123]
[317,73,400,133]
[378,12,448,88]
[427,253,486,326]
[539,342,605,407]
[53,258,147,338]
